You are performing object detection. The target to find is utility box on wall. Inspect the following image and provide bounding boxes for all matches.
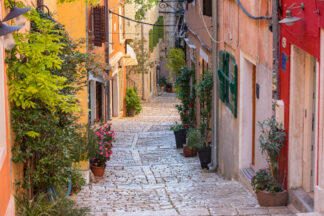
[275,100,285,127]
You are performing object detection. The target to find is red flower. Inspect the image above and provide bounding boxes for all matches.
[189,103,194,107]
[185,125,189,129]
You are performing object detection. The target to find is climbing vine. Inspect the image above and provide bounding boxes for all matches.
[7,9,101,199]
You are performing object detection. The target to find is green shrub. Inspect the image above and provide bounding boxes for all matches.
[187,128,203,150]
[125,87,142,115]
[251,168,283,193]
[15,193,89,216]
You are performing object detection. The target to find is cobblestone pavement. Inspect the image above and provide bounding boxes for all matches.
[76,93,295,216]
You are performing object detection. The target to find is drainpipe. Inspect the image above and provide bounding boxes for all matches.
[105,0,111,121]
[273,0,280,102]
[208,0,219,171]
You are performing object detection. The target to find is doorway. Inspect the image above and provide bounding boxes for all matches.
[239,56,257,170]
[289,45,316,193]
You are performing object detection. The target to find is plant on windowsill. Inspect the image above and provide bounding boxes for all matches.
[170,122,187,149]
[195,70,213,169]
[183,128,200,157]
[125,87,142,117]
[90,122,115,177]
[251,116,287,206]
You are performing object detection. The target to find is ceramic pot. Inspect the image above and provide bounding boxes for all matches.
[91,165,105,177]
[183,146,197,157]
[128,109,136,117]
[256,190,288,206]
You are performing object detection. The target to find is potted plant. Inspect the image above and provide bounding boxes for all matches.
[166,82,173,93]
[159,77,167,91]
[251,117,287,206]
[125,87,142,117]
[90,122,115,177]
[183,128,199,157]
[170,122,187,148]
[195,71,213,169]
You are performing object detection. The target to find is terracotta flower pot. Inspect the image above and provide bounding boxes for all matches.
[128,109,136,117]
[160,86,165,91]
[91,165,105,177]
[166,87,172,93]
[256,190,288,207]
[183,146,197,157]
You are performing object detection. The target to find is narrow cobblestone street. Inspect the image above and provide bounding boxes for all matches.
[76,93,295,216]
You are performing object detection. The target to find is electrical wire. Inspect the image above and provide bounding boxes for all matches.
[234,0,272,21]
[196,0,223,44]
[109,10,176,27]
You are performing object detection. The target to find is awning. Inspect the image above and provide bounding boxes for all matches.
[110,52,124,66]
[88,72,105,84]
[123,44,138,66]
[184,38,196,49]
[200,48,209,63]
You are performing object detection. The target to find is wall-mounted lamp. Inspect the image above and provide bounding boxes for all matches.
[279,3,304,26]
[0,0,31,49]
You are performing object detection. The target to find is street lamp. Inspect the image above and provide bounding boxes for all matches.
[0,0,31,49]
[279,3,304,26]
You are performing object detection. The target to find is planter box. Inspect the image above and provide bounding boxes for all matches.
[256,190,288,207]
[73,160,90,184]
[174,129,186,148]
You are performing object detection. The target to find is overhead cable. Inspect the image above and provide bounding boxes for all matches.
[109,10,176,27]
[234,0,272,21]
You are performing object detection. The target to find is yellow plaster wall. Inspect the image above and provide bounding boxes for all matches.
[47,0,89,125]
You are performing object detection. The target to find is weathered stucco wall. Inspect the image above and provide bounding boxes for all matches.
[217,0,273,179]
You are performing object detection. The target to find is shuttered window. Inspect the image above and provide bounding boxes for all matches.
[218,51,238,117]
[92,6,106,47]
[203,0,212,17]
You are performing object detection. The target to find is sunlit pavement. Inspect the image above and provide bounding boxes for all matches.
[75,93,295,216]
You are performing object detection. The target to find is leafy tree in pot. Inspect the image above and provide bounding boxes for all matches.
[125,87,142,115]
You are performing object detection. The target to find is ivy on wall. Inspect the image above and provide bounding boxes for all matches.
[149,16,164,52]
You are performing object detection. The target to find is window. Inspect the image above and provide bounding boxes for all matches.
[92,6,105,47]
[218,51,238,117]
[203,0,212,17]
[118,7,124,44]
[109,13,113,53]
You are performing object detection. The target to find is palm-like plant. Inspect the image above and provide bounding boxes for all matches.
[258,117,286,182]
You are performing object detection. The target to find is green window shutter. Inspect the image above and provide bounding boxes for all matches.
[229,62,238,118]
[149,30,154,52]
[218,51,226,102]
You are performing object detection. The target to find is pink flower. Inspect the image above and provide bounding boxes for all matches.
[99,146,103,150]
[100,152,103,155]
[250,176,253,181]
[105,148,108,151]
[262,168,267,171]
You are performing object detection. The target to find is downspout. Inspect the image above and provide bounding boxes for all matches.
[208,0,219,171]
[86,2,91,124]
[273,0,280,102]
[105,0,111,121]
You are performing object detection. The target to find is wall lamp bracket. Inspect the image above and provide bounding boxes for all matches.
[279,3,304,26]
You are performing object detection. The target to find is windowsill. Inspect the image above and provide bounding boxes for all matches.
[0,146,7,170]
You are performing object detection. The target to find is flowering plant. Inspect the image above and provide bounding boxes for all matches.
[251,168,283,193]
[90,122,115,167]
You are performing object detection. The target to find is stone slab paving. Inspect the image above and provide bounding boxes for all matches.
[76,93,295,216]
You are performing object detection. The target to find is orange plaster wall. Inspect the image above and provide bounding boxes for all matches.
[0,1,13,214]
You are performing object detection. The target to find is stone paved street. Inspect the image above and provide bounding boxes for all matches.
[76,93,295,216]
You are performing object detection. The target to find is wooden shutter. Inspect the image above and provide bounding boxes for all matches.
[93,6,106,47]
[203,0,212,17]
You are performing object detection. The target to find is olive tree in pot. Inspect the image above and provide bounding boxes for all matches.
[251,117,287,206]
[195,70,213,169]
[125,87,142,117]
